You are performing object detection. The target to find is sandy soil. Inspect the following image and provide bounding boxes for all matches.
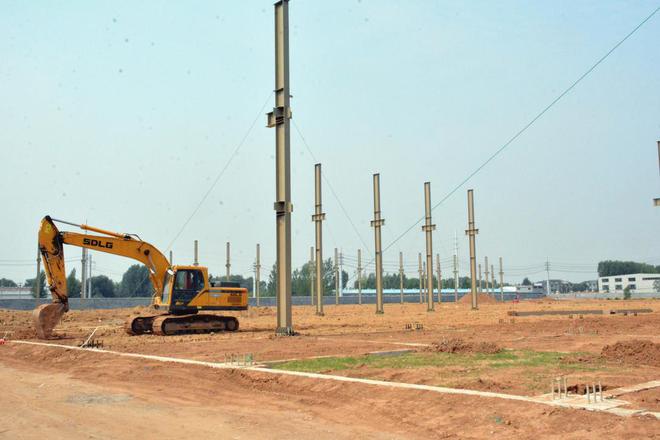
[1,299,659,439]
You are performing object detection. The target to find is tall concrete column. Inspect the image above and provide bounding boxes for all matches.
[399,252,404,304]
[357,249,363,305]
[339,251,344,298]
[371,173,385,314]
[465,189,479,310]
[436,254,442,305]
[422,182,436,312]
[334,248,339,305]
[226,242,231,281]
[453,254,458,302]
[312,164,325,316]
[267,0,293,335]
[478,263,482,293]
[194,240,199,266]
[484,257,490,295]
[310,246,315,306]
[35,245,41,304]
[81,247,87,301]
[418,253,423,304]
[499,257,504,302]
[491,264,496,298]
[255,244,261,307]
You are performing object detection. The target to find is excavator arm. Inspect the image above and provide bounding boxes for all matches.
[34,216,171,338]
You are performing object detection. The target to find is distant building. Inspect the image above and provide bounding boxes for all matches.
[585,280,598,292]
[598,273,660,294]
[0,287,33,299]
[537,279,571,294]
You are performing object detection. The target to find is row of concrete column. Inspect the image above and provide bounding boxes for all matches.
[181,167,505,313]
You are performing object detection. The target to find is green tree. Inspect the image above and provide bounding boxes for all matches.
[118,264,153,297]
[266,263,277,297]
[67,268,82,298]
[25,271,46,298]
[265,258,335,297]
[623,285,632,300]
[522,277,532,286]
[597,260,658,277]
[0,278,17,287]
[90,275,116,298]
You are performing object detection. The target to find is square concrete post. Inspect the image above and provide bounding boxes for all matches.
[267,0,293,335]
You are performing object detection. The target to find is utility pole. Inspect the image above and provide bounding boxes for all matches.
[35,245,41,305]
[422,182,436,312]
[478,263,482,293]
[491,264,495,299]
[309,246,315,306]
[225,242,231,281]
[465,189,479,310]
[484,257,490,295]
[267,0,293,335]
[371,173,385,314]
[87,254,93,297]
[453,232,459,302]
[194,240,199,266]
[312,163,325,316]
[545,259,551,295]
[436,254,442,305]
[255,244,261,307]
[499,257,504,302]
[81,247,87,301]
[357,249,363,305]
[169,250,173,265]
[339,250,344,298]
[654,141,659,207]
[399,252,404,304]
[453,254,458,302]
[334,248,339,305]
[418,253,423,304]
[423,261,427,303]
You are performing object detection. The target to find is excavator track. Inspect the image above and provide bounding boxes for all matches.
[151,314,239,336]
[124,314,160,335]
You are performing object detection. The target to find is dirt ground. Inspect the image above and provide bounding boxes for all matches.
[1,299,659,439]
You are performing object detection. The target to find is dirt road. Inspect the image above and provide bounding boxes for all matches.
[1,299,659,439]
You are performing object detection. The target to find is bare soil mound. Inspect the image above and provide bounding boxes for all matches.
[458,293,498,304]
[425,337,501,354]
[601,340,660,367]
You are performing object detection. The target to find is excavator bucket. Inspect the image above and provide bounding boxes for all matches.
[32,303,66,339]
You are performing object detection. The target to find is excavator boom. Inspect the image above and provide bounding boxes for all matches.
[34,216,170,338]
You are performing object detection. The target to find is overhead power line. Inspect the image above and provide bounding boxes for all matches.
[338,6,660,289]
[165,90,274,251]
[292,120,372,254]
[380,5,660,257]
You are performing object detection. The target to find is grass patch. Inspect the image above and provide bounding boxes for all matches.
[270,349,602,374]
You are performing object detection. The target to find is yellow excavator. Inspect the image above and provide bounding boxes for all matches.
[33,216,248,339]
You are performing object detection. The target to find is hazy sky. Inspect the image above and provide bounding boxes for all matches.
[1,1,659,286]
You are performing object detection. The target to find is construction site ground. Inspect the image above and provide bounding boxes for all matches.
[1,298,659,439]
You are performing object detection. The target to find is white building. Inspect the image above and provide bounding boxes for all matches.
[598,273,660,294]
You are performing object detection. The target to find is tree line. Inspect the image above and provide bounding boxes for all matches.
[9,258,653,299]
[597,260,660,277]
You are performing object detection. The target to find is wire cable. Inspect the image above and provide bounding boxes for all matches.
[165,91,274,251]
[343,6,660,286]
[292,120,373,254]
[381,5,660,257]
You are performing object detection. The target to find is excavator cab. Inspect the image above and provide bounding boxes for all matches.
[161,267,205,313]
